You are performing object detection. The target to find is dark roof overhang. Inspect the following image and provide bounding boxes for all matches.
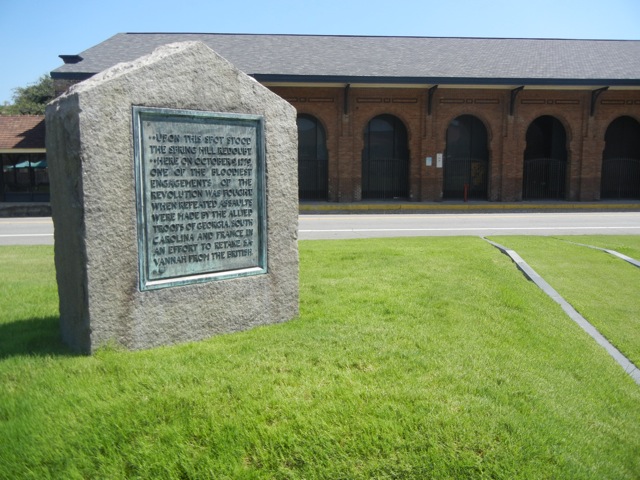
[253,74,640,88]
[50,72,94,81]
[50,71,640,89]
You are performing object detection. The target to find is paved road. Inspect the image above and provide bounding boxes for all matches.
[0,217,54,245]
[298,211,640,240]
[2,212,640,245]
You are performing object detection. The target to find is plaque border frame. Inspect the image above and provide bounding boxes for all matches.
[133,106,267,291]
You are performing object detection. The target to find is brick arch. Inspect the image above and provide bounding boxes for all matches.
[296,110,331,142]
[439,111,496,144]
[519,113,574,154]
[295,109,341,200]
[524,114,573,158]
[594,112,640,145]
[360,111,414,142]
[522,115,570,199]
[600,115,640,199]
[296,113,329,201]
[603,115,640,143]
[294,109,337,159]
[360,113,411,200]
[441,114,491,200]
[439,112,497,170]
[586,113,639,187]
[353,111,413,167]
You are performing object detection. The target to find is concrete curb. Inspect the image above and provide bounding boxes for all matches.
[300,201,640,214]
[484,238,640,386]
[2,201,639,217]
[558,240,640,269]
[0,203,51,217]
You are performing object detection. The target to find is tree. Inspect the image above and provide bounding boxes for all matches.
[0,75,55,115]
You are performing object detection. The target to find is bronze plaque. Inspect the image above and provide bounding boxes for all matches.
[133,107,266,290]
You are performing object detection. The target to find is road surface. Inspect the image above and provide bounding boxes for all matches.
[298,211,640,240]
[1,212,640,245]
[0,217,55,245]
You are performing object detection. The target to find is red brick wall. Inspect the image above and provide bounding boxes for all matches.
[273,85,640,202]
[56,78,640,202]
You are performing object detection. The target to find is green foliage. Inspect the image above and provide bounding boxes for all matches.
[1,75,55,115]
[1,240,640,479]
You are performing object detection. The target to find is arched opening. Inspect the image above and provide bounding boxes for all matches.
[523,116,568,200]
[297,114,328,200]
[600,116,640,199]
[443,115,489,200]
[362,114,409,200]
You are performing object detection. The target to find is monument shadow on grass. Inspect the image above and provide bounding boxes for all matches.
[0,316,75,359]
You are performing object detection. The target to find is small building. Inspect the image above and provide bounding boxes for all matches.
[51,33,640,202]
[0,115,48,202]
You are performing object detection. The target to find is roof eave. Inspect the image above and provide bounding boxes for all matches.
[253,74,640,88]
[0,148,46,153]
[50,71,95,81]
[50,70,640,89]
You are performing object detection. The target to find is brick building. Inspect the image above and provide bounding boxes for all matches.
[0,115,48,202]
[51,33,640,202]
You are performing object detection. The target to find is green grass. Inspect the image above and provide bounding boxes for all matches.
[556,235,640,261]
[490,235,640,367]
[1,239,640,479]
[0,246,62,357]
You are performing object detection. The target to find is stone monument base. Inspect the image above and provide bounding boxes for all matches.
[46,42,299,353]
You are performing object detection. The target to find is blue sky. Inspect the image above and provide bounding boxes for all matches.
[1,0,639,105]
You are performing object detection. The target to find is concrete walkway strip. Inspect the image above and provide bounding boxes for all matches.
[483,238,640,386]
[556,239,640,269]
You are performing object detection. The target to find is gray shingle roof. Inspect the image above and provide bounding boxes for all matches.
[51,33,640,86]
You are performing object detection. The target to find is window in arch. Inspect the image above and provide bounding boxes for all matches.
[443,115,489,200]
[297,114,328,200]
[523,116,567,200]
[362,114,409,200]
[601,116,640,199]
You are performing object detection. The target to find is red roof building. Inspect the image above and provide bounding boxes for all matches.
[0,115,49,202]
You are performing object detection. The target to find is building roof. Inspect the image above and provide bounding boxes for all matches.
[51,33,640,88]
[0,115,45,150]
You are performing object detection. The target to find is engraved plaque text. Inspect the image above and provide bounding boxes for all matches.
[133,107,266,290]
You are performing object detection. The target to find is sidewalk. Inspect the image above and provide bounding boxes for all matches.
[0,202,51,217]
[2,200,640,217]
[299,200,640,214]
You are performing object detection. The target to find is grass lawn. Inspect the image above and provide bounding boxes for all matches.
[554,235,640,261]
[490,235,640,367]
[1,239,640,479]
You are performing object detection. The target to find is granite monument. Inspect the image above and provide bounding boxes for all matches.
[46,42,299,353]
